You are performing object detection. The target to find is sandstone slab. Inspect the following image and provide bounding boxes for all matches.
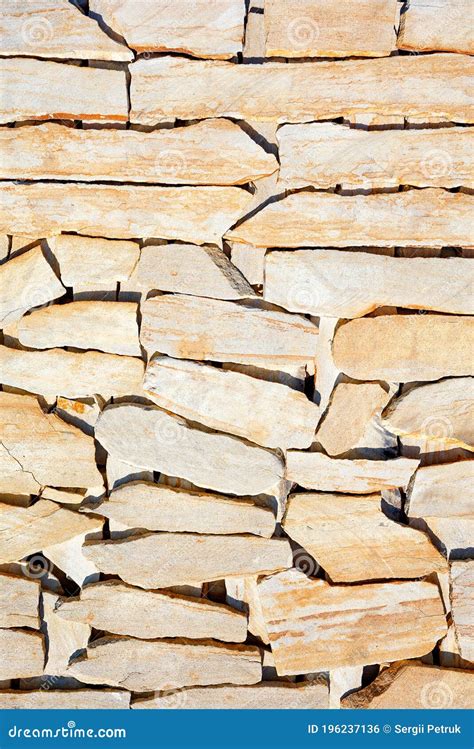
[398,0,474,54]
[0,690,131,709]
[0,573,40,629]
[0,629,45,680]
[450,561,474,662]
[50,235,139,288]
[43,590,90,677]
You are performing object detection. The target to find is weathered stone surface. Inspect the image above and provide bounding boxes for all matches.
[50,235,139,288]
[230,244,266,286]
[96,403,283,496]
[67,637,261,691]
[140,295,318,366]
[0,246,65,329]
[316,382,391,456]
[258,570,447,674]
[0,393,102,492]
[382,378,474,452]
[333,316,474,382]
[90,0,245,58]
[1,120,277,185]
[398,0,474,54]
[0,346,144,400]
[283,492,446,583]
[0,574,40,628]
[43,591,90,677]
[264,0,398,57]
[87,481,275,538]
[44,520,104,588]
[0,0,133,60]
[450,561,474,662]
[83,533,292,589]
[0,500,102,565]
[55,398,101,437]
[133,681,329,709]
[226,189,473,248]
[0,629,45,680]
[264,251,474,317]
[144,356,319,450]
[0,182,253,245]
[408,461,472,519]
[330,667,364,709]
[0,690,131,709]
[130,244,254,300]
[285,452,419,493]
[342,661,474,708]
[130,54,473,125]
[277,123,474,189]
[0,58,128,124]
[17,301,141,357]
[56,580,247,642]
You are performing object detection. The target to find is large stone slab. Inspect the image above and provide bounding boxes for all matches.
[0,629,45,680]
[56,580,247,642]
[140,295,318,366]
[0,182,253,245]
[1,120,277,185]
[0,346,144,400]
[0,573,40,628]
[264,251,474,317]
[333,316,474,382]
[87,481,275,538]
[67,637,261,691]
[0,58,128,124]
[398,0,473,54]
[17,301,141,357]
[282,492,446,583]
[285,452,419,493]
[0,393,102,492]
[90,0,245,58]
[264,0,398,57]
[0,246,65,329]
[257,570,447,674]
[277,123,473,189]
[0,500,102,565]
[226,189,473,249]
[0,0,133,60]
[130,54,473,125]
[144,356,319,450]
[83,533,292,589]
[382,378,474,452]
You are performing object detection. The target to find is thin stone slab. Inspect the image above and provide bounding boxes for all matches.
[342,661,474,708]
[0,690,131,709]
[257,569,447,674]
[450,561,474,662]
[0,500,102,565]
[277,123,474,189]
[0,58,128,124]
[333,316,474,382]
[17,301,141,357]
[83,533,292,589]
[285,452,419,493]
[382,378,474,452]
[0,182,253,245]
[55,580,247,642]
[66,637,261,692]
[264,251,474,317]
[133,681,329,709]
[0,246,65,329]
[0,629,45,680]
[90,0,246,58]
[0,574,40,628]
[50,235,140,288]
[87,481,275,538]
[282,492,447,583]
[143,356,319,450]
[129,54,473,125]
[316,383,391,456]
[129,244,255,300]
[140,295,318,366]
[1,121,277,185]
[264,0,398,57]
[0,392,102,491]
[398,0,474,54]
[0,0,133,60]
[226,189,473,249]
